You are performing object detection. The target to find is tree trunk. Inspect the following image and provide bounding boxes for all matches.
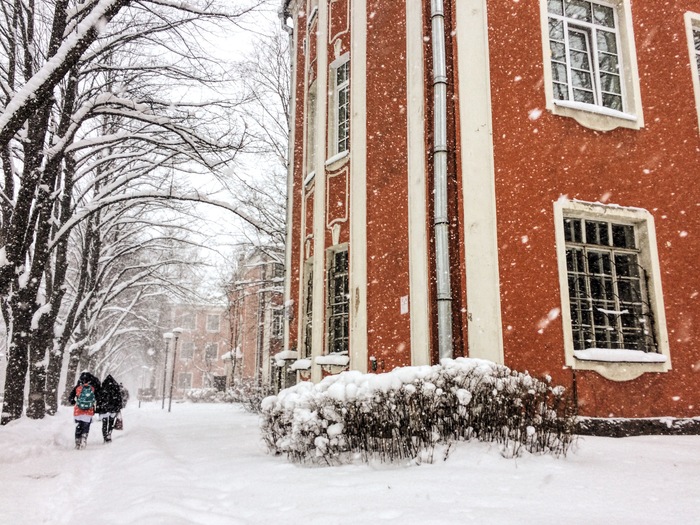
[62,343,84,406]
[1,300,33,424]
[45,346,63,415]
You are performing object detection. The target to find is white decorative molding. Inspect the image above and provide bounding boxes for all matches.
[328,0,350,44]
[455,0,504,364]
[406,0,430,366]
[349,0,368,373]
[326,166,349,228]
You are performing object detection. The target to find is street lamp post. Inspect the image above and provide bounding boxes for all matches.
[168,327,184,413]
[161,332,173,409]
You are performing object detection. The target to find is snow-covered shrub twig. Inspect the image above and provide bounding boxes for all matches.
[229,380,275,413]
[260,358,576,464]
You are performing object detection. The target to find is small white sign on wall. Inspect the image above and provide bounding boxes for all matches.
[400,295,409,315]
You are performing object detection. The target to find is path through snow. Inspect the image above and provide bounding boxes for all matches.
[0,403,698,524]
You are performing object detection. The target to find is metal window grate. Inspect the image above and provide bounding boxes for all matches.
[327,250,349,354]
[694,28,700,81]
[335,61,350,154]
[564,217,657,353]
[302,264,314,359]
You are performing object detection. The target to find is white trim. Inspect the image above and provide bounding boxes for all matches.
[539,0,644,131]
[685,12,700,133]
[349,0,368,373]
[406,0,430,366]
[283,11,299,356]
[553,199,671,382]
[328,0,350,44]
[310,0,330,383]
[295,0,313,364]
[455,0,504,365]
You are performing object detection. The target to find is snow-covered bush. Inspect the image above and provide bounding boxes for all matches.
[185,388,234,403]
[260,358,576,464]
[229,380,275,413]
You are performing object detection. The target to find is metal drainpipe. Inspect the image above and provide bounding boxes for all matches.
[431,0,454,360]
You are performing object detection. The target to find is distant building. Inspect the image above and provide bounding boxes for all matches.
[157,304,230,398]
[281,0,700,418]
[226,250,292,391]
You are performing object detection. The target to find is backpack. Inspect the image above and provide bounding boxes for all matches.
[76,384,95,410]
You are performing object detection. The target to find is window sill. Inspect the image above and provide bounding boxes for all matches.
[324,150,349,170]
[290,358,312,371]
[315,354,349,367]
[574,348,668,364]
[303,171,315,187]
[551,100,643,132]
[570,352,671,382]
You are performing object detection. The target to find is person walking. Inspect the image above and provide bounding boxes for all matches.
[96,374,123,443]
[69,371,101,450]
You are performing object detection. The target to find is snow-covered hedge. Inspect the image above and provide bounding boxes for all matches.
[185,388,235,403]
[261,358,576,464]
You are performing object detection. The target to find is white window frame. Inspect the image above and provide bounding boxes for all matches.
[540,0,644,131]
[553,199,670,381]
[206,313,220,333]
[328,54,350,162]
[685,12,700,132]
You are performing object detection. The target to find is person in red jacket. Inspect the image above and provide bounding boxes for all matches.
[69,371,101,450]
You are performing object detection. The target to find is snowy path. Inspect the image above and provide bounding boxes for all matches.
[0,402,698,524]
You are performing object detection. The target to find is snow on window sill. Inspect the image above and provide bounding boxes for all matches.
[554,100,638,122]
[324,150,349,168]
[307,6,318,28]
[291,359,312,371]
[303,171,315,187]
[574,348,668,363]
[315,354,350,367]
[274,350,298,367]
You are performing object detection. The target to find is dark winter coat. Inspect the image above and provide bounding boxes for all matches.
[69,371,102,406]
[97,375,123,414]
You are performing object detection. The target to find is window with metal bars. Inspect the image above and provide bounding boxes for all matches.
[327,249,349,354]
[694,28,700,75]
[302,261,314,359]
[548,0,623,111]
[564,217,657,353]
[271,308,284,340]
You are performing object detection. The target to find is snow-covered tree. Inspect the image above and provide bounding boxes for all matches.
[0,0,264,424]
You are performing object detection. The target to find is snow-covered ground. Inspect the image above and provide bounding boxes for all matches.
[0,402,697,524]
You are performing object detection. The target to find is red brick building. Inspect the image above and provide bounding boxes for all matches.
[159,304,230,398]
[226,251,288,390]
[281,0,700,418]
